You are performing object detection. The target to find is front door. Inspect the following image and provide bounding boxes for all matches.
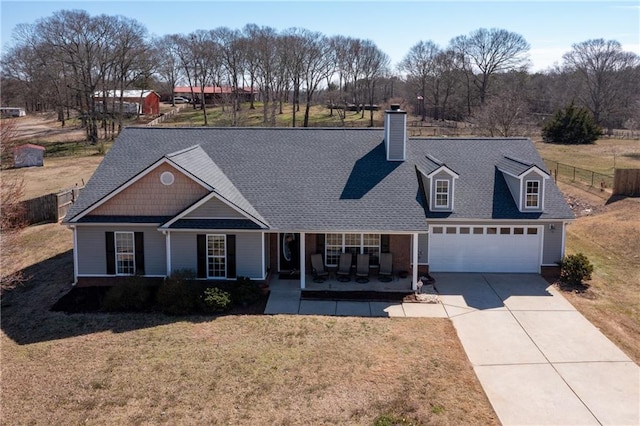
[279,233,300,272]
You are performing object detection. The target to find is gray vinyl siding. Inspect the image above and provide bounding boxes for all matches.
[170,231,264,279]
[542,222,564,265]
[236,233,263,278]
[184,197,245,219]
[170,233,198,273]
[502,173,521,207]
[76,226,165,275]
[385,113,406,161]
[417,233,429,264]
[76,227,107,274]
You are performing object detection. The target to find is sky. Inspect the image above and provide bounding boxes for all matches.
[1,0,639,72]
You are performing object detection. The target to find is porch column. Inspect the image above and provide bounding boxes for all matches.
[412,232,419,291]
[299,232,306,289]
[164,231,171,276]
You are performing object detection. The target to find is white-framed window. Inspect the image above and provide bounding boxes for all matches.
[207,234,226,278]
[525,180,540,208]
[115,232,135,275]
[325,233,381,267]
[435,179,449,208]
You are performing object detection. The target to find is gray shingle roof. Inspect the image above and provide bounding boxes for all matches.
[167,145,268,227]
[66,128,573,230]
[496,155,548,177]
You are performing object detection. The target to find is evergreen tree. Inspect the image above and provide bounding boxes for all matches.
[542,103,603,144]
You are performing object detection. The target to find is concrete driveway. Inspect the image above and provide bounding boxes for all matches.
[435,273,639,426]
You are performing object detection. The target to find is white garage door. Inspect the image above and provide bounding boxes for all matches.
[429,225,542,273]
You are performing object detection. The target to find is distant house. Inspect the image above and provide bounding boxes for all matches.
[14,144,45,168]
[1,107,26,118]
[64,105,574,289]
[174,86,255,104]
[93,90,161,115]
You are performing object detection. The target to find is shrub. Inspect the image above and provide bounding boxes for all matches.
[542,102,602,145]
[559,253,594,286]
[202,287,232,313]
[229,276,260,306]
[156,269,199,315]
[103,277,155,312]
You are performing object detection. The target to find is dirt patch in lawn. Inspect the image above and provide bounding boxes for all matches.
[556,182,640,364]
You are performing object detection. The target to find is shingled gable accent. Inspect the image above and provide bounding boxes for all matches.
[497,156,550,212]
[417,154,459,212]
[69,158,213,222]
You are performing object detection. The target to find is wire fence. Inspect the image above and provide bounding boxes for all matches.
[544,159,614,190]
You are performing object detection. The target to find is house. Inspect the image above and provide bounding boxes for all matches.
[13,144,45,168]
[0,107,26,117]
[64,106,574,290]
[93,90,161,115]
[173,86,255,104]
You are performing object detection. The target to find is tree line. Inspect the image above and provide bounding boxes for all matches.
[1,9,639,141]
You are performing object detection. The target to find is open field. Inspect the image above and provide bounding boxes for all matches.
[1,222,497,425]
[161,102,386,128]
[534,137,640,174]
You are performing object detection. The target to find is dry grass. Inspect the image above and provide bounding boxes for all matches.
[1,313,497,425]
[534,137,640,174]
[2,156,103,200]
[557,183,640,364]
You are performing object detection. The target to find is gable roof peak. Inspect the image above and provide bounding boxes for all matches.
[166,144,203,159]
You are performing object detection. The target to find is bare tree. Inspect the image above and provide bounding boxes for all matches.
[0,119,27,292]
[449,28,530,106]
[360,41,390,126]
[215,28,246,125]
[398,41,440,121]
[152,34,183,106]
[562,39,640,128]
[300,31,335,127]
[244,25,279,125]
[473,73,531,137]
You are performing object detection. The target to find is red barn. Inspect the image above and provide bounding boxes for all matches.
[93,90,161,115]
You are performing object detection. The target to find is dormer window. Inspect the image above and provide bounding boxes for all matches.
[435,180,450,208]
[496,156,550,213]
[525,180,540,208]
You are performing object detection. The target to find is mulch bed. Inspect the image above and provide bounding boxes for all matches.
[51,286,269,315]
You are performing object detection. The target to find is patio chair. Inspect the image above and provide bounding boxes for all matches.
[355,254,370,283]
[310,253,329,282]
[378,252,393,282]
[336,252,352,282]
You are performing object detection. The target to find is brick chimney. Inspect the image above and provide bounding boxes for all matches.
[384,104,406,161]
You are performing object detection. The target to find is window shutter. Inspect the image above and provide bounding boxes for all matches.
[105,232,115,274]
[381,234,390,253]
[227,235,236,279]
[197,234,206,278]
[134,232,145,275]
[316,234,325,256]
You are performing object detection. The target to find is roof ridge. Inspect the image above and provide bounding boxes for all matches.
[165,144,202,158]
[502,155,534,167]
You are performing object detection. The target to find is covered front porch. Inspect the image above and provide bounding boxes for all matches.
[268,232,425,292]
